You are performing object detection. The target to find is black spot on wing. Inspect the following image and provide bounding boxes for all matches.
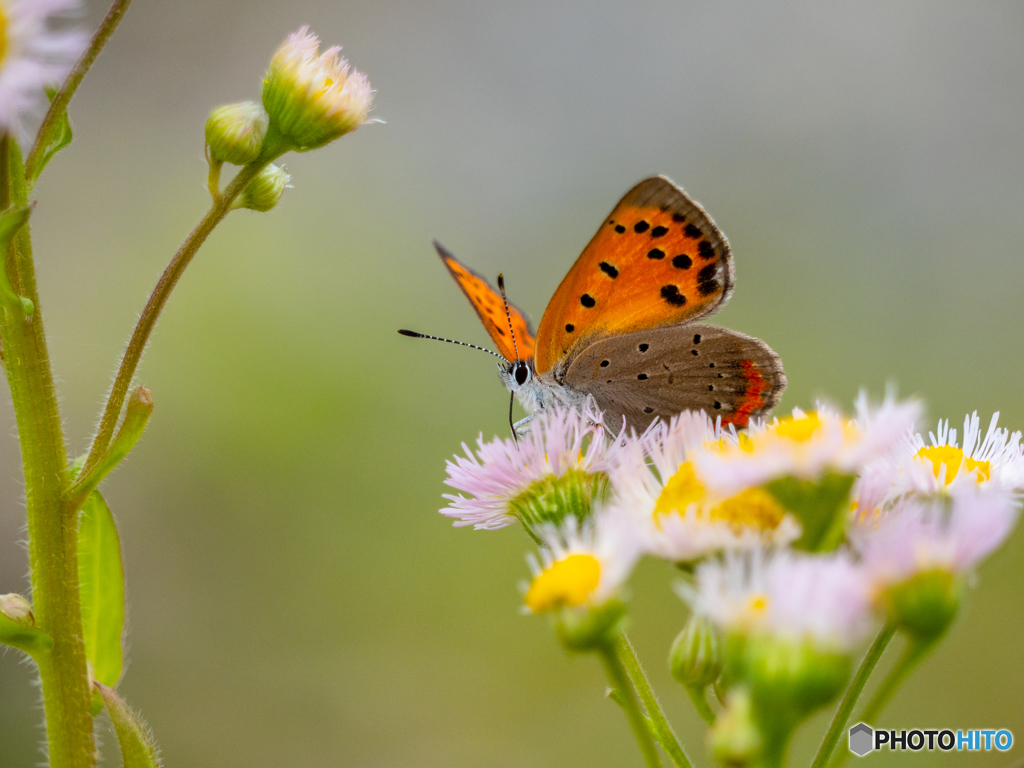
[699,240,715,260]
[634,221,650,233]
[651,225,668,237]
[599,261,619,278]
[580,293,596,308]
[698,279,720,296]
[672,254,692,269]
[648,248,665,260]
[660,285,686,306]
[638,343,649,352]
[565,323,574,333]
[685,224,702,239]
[672,213,686,223]
[614,224,626,234]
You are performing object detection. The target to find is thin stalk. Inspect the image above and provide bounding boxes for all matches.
[859,637,934,725]
[615,633,693,768]
[810,623,896,768]
[828,636,935,768]
[1,139,95,767]
[24,0,134,182]
[599,638,662,768]
[684,685,716,726]
[78,156,275,481]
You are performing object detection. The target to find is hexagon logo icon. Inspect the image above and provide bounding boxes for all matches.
[849,723,874,757]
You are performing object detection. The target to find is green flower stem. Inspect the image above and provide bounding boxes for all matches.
[684,685,716,726]
[810,623,896,768]
[24,0,134,182]
[827,634,934,768]
[859,636,934,726]
[0,140,95,767]
[78,153,279,482]
[599,638,663,768]
[615,633,694,768]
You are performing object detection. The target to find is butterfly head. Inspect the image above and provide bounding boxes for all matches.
[500,358,534,392]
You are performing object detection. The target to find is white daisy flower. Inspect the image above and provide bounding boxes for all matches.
[855,412,1024,518]
[681,550,874,652]
[262,26,374,151]
[0,0,85,135]
[852,487,1019,586]
[609,412,800,562]
[442,402,625,531]
[523,511,640,613]
[694,395,921,497]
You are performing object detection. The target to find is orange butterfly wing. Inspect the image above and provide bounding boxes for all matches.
[534,177,733,375]
[435,241,536,362]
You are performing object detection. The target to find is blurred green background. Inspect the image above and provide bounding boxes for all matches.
[2,1,1024,765]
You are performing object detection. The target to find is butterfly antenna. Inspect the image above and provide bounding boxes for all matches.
[397,329,506,360]
[496,273,521,364]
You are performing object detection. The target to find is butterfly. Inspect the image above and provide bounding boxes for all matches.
[401,176,786,433]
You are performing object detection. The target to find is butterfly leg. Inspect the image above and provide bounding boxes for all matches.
[512,414,534,437]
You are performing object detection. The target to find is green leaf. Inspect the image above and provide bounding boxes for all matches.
[764,472,856,552]
[67,386,153,505]
[0,596,53,658]
[28,88,74,185]
[78,491,125,686]
[98,684,162,767]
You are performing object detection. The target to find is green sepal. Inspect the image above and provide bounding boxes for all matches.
[745,636,851,740]
[67,386,153,504]
[884,568,961,643]
[27,88,74,186]
[0,205,34,315]
[764,472,856,552]
[97,684,162,767]
[0,595,53,658]
[509,468,609,538]
[78,491,125,686]
[553,599,627,652]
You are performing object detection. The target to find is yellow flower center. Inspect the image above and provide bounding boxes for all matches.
[915,445,990,485]
[525,554,601,612]
[775,411,822,442]
[0,3,7,65]
[653,461,706,517]
[708,488,787,532]
[744,593,769,623]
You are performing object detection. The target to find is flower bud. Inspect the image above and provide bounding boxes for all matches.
[0,594,34,625]
[509,469,609,536]
[205,101,268,165]
[670,614,723,688]
[553,599,626,652]
[709,688,762,767]
[882,568,961,643]
[262,26,373,151]
[235,164,291,212]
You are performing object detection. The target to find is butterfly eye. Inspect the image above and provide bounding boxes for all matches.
[514,363,530,386]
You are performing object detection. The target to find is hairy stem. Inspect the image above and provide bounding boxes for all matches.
[599,638,662,768]
[25,0,135,182]
[811,624,896,768]
[79,158,272,480]
[1,139,95,767]
[615,633,693,768]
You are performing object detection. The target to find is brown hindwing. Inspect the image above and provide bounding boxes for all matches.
[564,324,785,432]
